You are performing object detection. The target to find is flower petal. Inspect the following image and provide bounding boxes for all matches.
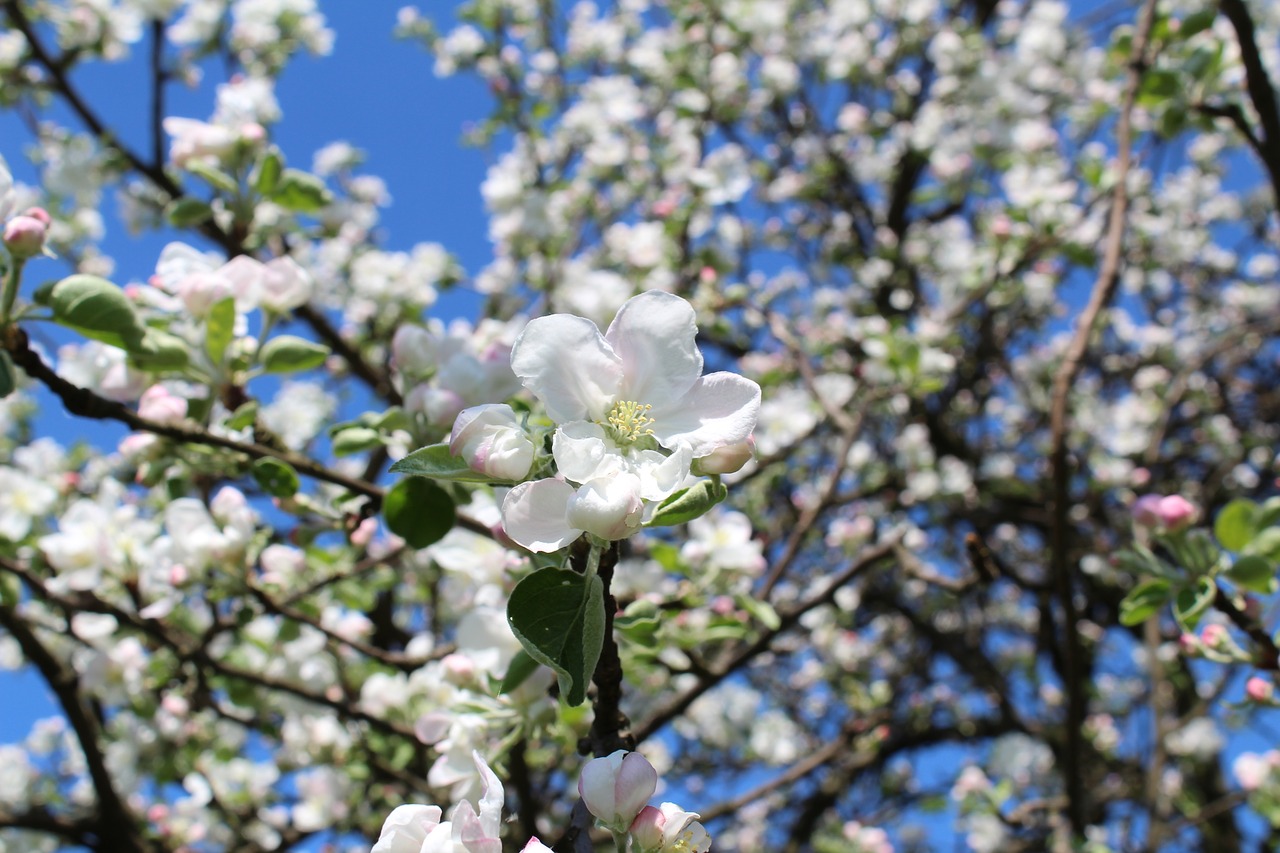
[512,313,622,423]
[501,479,580,552]
[553,421,623,484]
[651,372,761,457]
[473,751,505,840]
[605,291,703,405]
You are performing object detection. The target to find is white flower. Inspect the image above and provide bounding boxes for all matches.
[500,292,759,551]
[511,291,758,458]
[371,751,554,853]
[629,803,712,853]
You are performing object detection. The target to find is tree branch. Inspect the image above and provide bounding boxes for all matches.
[1046,0,1158,835]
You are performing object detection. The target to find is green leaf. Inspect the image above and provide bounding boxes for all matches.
[1119,578,1172,626]
[270,169,332,213]
[647,478,728,527]
[1245,528,1280,564]
[740,595,781,631]
[1137,69,1180,107]
[252,457,300,498]
[506,566,605,707]
[0,350,14,399]
[225,401,259,430]
[252,148,284,195]
[388,442,494,482]
[185,160,238,194]
[1226,554,1275,595]
[1178,9,1216,39]
[258,335,329,373]
[1215,499,1258,552]
[382,477,455,549]
[48,274,146,349]
[332,427,382,457]
[165,197,213,228]
[205,297,236,364]
[1173,576,1216,632]
[127,328,190,371]
[498,649,540,695]
[1257,496,1280,531]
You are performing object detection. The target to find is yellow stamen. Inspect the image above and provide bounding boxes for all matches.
[606,400,656,442]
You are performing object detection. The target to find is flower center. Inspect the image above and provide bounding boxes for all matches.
[606,399,655,442]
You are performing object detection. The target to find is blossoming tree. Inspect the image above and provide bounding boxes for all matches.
[0,0,1279,851]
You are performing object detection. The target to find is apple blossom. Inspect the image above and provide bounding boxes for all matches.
[629,803,712,853]
[579,749,658,833]
[450,403,535,481]
[510,291,760,460]
[371,751,558,853]
[3,207,50,258]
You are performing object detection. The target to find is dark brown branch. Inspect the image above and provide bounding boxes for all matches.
[1219,0,1280,212]
[1046,0,1158,835]
[0,607,153,852]
[634,536,901,745]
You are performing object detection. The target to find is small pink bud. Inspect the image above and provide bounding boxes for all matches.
[1178,633,1201,654]
[1200,623,1228,648]
[991,215,1012,238]
[578,750,658,832]
[1157,495,1197,531]
[1132,495,1164,528]
[1246,677,1274,703]
[350,516,377,547]
[629,806,667,851]
[137,385,188,424]
[3,212,49,258]
[699,266,717,283]
[169,564,189,586]
[441,653,477,685]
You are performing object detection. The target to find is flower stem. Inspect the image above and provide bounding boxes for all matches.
[1,257,24,326]
[612,828,629,853]
[584,540,602,581]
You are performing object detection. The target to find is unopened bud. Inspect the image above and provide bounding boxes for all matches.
[1246,676,1274,703]
[3,208,50,258]
[578,750,657,832]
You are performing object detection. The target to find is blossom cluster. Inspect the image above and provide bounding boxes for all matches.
[449,290,760,552]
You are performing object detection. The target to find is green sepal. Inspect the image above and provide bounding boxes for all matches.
[647,477,727,527]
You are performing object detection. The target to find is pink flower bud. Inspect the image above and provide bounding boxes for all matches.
[1132,494,1163,527]
[578,750,658,832]
[450,403,535,481]
[441,653,477,685]
[137,385,188,424]
[629,803,711,853]
[1200,623,1228,648]
[630,806,667,851]
[1157,495,1197,531]
[1246,677,1274,703]
[349,517,377,547]
[3,211,49,258]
